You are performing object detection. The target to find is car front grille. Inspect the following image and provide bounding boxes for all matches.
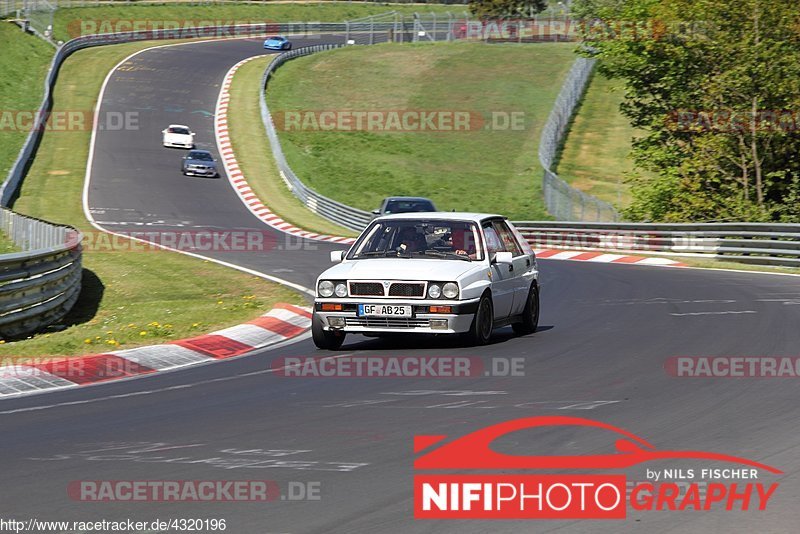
[347,281,427,298]
[349,282,384,296]
[388,282,425,298]
[345,317,430,329]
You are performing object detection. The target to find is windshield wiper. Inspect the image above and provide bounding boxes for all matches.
[422,249,472,261]
[355,250,394,258]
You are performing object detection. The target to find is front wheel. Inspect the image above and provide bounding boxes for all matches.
[512,284,539,336]
[285,43,292,50]
[312,312,345,350]
[465,294,493,346]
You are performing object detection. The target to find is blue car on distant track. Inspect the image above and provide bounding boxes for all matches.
[263,36,292,50]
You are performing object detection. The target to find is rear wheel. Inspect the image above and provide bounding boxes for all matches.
[312,312,345,350]
[466,294,493,346]
[512,284,539,336]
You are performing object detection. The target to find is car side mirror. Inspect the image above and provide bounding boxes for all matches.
[371,209,380,215]
[493,251,513,265]
[330,250,346,263]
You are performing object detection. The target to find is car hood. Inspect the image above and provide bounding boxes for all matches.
[265,39,283,44]
[185,158,216,166]
[320,258,482,282]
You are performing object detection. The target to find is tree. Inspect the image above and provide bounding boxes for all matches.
[573,0,800,221]
[469,0,549,20]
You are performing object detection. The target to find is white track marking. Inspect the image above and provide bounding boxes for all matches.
[670,310,757,316]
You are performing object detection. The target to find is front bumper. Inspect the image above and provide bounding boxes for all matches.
[164,141,193,148]
[183,167,217,177]
[314,298,479,334]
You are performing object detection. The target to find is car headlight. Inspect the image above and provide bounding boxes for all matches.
[442,282,459,299]
[334,282,348,298]
[428,284,442,299]
[318,280,334,297]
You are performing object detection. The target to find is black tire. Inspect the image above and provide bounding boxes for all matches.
[312,312,345,350]
[466,294,493,346]
[512,284,539,336]
[285,43,292,50]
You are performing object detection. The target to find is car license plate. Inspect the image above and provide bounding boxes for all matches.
[357,304,412,317]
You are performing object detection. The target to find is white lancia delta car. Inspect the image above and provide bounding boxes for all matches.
[313,213,539,349]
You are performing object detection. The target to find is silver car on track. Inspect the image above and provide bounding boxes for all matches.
[313,212,539,349]
[181,149,219,177]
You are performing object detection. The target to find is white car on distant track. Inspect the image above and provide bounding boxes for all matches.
[312,212,539,349]
[162,124,195,148]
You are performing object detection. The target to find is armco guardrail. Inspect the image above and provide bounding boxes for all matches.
[514,221,800,267]
[0,208,82,338]
[260,45,374,232]
[539,57,619,222]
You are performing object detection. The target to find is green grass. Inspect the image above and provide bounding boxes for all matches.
[227,56,356,237]
[0,231,18,254]
[53,3,469,42]
[554,71,637,208]
[267,41,577,220]
[0,23,54,179]
[1,39,305,359]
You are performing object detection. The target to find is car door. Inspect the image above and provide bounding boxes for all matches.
[492,220,534,315]
[482,222,514,319]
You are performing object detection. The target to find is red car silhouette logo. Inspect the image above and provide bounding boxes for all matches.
[414,416,782,473]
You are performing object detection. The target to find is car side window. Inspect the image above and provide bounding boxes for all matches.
[482,224,503,255]
[493,221,523,256]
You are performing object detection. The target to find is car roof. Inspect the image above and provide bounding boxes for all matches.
[374,212,504,223]
[383,196,434,202]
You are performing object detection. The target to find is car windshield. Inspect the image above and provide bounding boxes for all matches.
[267,37,282,41]
[188,151,213,161]
[384,200,435,214]
[168,127,190,135]
[349,219,483,260]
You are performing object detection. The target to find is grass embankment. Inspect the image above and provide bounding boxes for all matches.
[266,42,576,220]
[226,56,356,237]
[0,231,18,254]
[0,23,53,178]
[52,3,469,42]
[1,39,304,359]
[554,71,637,208]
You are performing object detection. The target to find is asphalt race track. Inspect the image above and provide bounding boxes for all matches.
[85,36,351,290]
[1,37,799,533]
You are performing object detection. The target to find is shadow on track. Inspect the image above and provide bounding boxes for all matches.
[331,325,555,352]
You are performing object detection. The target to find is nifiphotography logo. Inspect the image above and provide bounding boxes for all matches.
[413,416,781,519]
